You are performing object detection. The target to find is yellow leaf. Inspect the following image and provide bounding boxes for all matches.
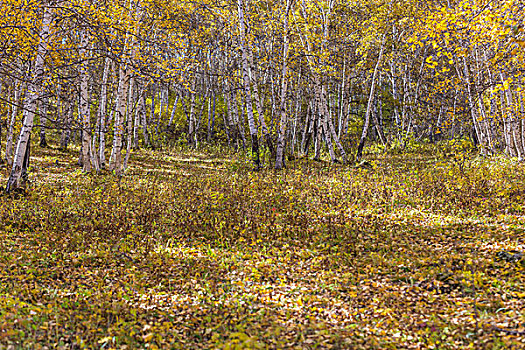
[98,336,112,344]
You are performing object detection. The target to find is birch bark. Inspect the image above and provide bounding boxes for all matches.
[6,2,53,192]
[275,0,293,169]
[356,36,386,163]
[97,57,111,169]
[5,83,22,166]
[79,28,94,172]
[108,65,129,174]
[238,0,260,168]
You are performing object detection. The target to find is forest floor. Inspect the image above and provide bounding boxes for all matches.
[1,143,525,349]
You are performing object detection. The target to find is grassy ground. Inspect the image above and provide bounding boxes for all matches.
[1,143,525,349]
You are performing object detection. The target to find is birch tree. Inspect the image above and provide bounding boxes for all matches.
[6,2,53,192]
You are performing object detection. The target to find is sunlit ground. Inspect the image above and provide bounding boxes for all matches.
[1,143,525,349]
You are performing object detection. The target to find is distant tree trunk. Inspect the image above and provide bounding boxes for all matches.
[313,112,321,160]
[5,83,22,166]
[337,60,346,138]
[133,84,143,149]
[168,93,179,127]
[518,96,525,154]
[123,75,135,170]
[96,57,111,170]
[238,0,260,168]
[474,48,494,154]
[140,92,151,148]
[275,0,292,169]
[314,79,336,162]
[161,86,168,125]
[226,87,241,151]
[194,91,208,148]
[6,1,52,192]
[222,107,232,147]
[0,102,2,163]
[301,102,313,155]
[21,134,31,183]
[291,84,301,155]
[322,81,346,162]
[207,93,216,142]
[156,85,167,137]
[223,87,235,149]
[79,29,94,172]
[150,84,156,145]
[250,64,274,159]
[500,72,522,160]
[372,95,387,147]
[462,56,486,155]
[231,89,246,150]
[108,65,129,175]
[39,97,48,147]
[60,101,73,151]
[184,89,197,147]
[356,36,386,163]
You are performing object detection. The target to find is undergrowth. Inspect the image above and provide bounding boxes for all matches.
[1,144,524,349]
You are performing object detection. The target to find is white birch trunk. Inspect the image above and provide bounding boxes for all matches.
[97,57,111,170]
[6,3,52,192]
[79,28,94,172]
[275,0,292,169]
[123,75,135,170]
[5,84,22,166]
[356,36,386,163]
[168,94,179,127]
[238,0,260,168]
[108,65,129,174]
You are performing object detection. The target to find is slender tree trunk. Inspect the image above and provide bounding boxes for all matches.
[60,101,73,150]
[356,36,385,163]
[155,85,167,137]
[301,103,313,155]
[224,87,236,150]
[123,76,135,170]
[108,65,129,175]
[300,103,310,155]
[150,84,156,146]
[222,101,232,146]
[291,85,301,155]
[79,29,93,172]
[194,92,208,148]
[275,0,292,169]
[39,96,48,147]
[462,56,486,155]
[168,93,179,127]
[518,96,525,157]
[207,93,216,142]
[5,84,22,166]
[231,89,246,150]
[6,2,52,192]
[185,90,197,147]
[140,92,151,148]
[248,50,274,158]
[97,57,111,170]
[372,95,387,147]
[238,0,260,168]
[338,60,346,138]
[133,83,143,149]
[500,72,522,159]
[314,79,336,162]
[323,81,346,162]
